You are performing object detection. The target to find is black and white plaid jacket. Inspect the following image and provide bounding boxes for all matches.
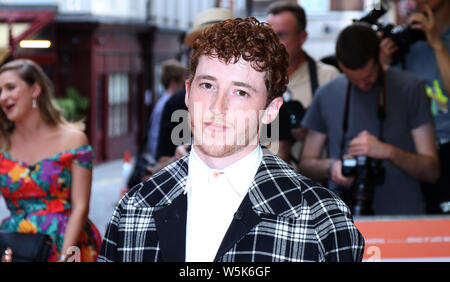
[98,148,364,262]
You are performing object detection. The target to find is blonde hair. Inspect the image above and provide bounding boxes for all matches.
[0,59,84,149]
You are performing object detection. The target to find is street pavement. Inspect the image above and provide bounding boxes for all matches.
[88,159,126,237]
[0,158,127,238]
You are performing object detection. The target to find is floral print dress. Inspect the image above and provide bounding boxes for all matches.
[0,145,102,262]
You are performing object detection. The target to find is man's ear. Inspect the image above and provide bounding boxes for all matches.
[262,97,283,125]
[184,80,190,108]
[299,30,308,46]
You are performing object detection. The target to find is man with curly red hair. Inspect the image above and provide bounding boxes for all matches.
[98,17,364,262]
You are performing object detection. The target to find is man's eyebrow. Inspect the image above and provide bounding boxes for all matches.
[195,74,216,81]
[233,81,257,92]
[194,75,257,92]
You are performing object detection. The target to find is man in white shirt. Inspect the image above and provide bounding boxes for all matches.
[98,17,364,262]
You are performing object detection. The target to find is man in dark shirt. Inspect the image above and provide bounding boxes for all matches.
[300,23,439,215]
[155,89,187,161]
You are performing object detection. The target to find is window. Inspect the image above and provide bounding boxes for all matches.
[108,73,130,137]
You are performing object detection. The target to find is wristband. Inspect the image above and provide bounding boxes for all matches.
[328,159,337,178]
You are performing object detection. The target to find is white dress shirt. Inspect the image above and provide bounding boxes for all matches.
[184,145,263,262]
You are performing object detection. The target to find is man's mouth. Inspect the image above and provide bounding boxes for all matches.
[203,121,228,131]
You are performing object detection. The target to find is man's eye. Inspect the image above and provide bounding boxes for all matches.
[200,83,213,89]
[236,90,249,97]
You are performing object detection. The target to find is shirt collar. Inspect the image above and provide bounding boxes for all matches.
[185,145,263,198]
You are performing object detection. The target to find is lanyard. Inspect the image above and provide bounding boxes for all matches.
[340,66,387,156]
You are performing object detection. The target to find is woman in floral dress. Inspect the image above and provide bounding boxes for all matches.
[0,59,101,262]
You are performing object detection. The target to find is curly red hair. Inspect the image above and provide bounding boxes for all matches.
[188,17,289,104]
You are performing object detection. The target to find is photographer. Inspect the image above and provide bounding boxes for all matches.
[265,1,340,164]
[381,0,450,214]
[299,23,439,215]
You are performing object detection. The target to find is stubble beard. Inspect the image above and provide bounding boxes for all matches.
[191,119,259,159]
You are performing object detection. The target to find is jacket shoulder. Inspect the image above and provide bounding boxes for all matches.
[300,180,353,222]
[123,156,189,209]
[254,152,352,220]
[252,152,330,218]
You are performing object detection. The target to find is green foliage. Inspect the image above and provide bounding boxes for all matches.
[54,87,89,121]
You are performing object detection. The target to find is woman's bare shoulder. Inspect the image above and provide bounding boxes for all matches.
[58,124,89,149]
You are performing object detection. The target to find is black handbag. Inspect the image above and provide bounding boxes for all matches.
[0,232,52,262]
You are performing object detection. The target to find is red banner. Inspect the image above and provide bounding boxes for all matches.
[355,217,450,261]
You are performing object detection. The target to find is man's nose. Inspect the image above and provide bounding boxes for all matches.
[210,91,228,115]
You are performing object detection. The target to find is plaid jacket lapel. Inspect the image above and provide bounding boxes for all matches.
[154,193,187,261]
[213,195,261,261]
[133,156,189,261]
[214,147,305,261]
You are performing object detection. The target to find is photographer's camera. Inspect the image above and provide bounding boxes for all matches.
[355,1,426,60]
[341,155,385,216]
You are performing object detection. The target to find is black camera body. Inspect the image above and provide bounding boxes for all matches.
[285,100,306,129]
[341,155,385,215]
[378,22,426,57]
[355,4,426,59]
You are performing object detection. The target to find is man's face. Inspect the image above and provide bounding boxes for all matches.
[185,55,282,159]
[339,59,380,92]
[266,11,306,64]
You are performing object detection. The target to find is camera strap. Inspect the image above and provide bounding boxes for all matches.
[306,53,319,96]
[340,66,387,156]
